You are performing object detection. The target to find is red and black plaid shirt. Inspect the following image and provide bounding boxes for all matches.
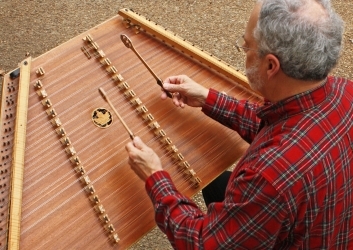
[146,76,353,249]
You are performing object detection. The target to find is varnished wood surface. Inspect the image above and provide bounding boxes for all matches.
[8,58,31,250]
[1,14,261,249]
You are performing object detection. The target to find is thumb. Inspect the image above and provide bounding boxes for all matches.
[163,83,183,92]
[132,136,146,150]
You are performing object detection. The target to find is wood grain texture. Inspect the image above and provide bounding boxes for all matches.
[1,14,262,249]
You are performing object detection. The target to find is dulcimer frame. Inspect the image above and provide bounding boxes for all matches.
[0,8,262,249]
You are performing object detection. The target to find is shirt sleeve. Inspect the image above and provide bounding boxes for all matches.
[146,170,289,250]
[202,88,261,143]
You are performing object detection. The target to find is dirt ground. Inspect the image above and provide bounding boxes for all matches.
[0,1,352,249]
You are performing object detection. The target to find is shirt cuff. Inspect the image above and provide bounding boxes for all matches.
[201,88,219,115]
[145,171,177,203]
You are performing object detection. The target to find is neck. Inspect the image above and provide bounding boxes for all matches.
[263,75,326,103]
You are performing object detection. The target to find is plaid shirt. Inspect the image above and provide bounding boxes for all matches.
[146,76,353,249]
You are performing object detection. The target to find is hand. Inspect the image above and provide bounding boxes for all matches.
[161,75,209,108]
[125,136,163,182]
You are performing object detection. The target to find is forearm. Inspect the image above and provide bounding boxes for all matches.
[145,169,287,249]
[202,88,261,143]
[146,171,204,248]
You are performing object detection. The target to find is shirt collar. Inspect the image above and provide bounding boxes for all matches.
[256,77,331,124]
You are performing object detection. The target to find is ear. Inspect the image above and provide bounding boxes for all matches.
[265,54,280,80]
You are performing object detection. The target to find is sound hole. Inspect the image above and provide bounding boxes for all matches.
[92,108,113,128]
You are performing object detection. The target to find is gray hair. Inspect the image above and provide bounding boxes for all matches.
[254,0,344,81]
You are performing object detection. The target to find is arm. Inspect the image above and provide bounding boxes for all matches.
[202,88,261,143]
[126,137,288,249]
[146,169,287,249]
[162,75,261,143]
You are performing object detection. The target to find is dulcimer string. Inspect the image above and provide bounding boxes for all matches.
[22,107,186,223]
[25,40,178,141]
[20,26,262,246]
[22,62,254,213]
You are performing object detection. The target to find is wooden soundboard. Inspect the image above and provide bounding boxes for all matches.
[0,8,262,249]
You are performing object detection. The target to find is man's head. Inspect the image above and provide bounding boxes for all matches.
[253,0,344,81]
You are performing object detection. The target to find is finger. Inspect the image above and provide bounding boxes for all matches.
[128,157,134,166]
[161,88,168,100]
[179,97,186,108]
[164,75,182,84]
[163,82,183,93]
[125,141,135,152]
[170,93,182,108]
[132,136,145,150]
[170,92,180,107]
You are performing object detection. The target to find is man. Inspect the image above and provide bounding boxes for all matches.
[125,0,353,249]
